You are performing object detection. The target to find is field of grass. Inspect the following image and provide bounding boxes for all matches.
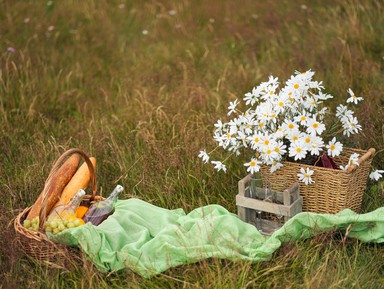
[1,0,384,288]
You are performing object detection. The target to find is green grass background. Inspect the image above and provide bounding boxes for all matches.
[1,0,384,288]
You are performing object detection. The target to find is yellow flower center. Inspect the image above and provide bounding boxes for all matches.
[274,147,280,153]
[246,124,250,128]
[313,123,319,128]
[353,95,356,98]
[264,140,270,145]
[330,144,335,151]
[226,133,231,139]
[267,149,272,154]
[293,136,298,141]
[294,83,299,89]
[278,101,284,107]
[288,123,294,129]
[304,173,310,178]
[254,137,259,143]
[289,97,294,102]
[301,116,306,121]
[250,161,256,167]
[270,90,274,95]
[296,147,302,153]
[305,137,311,143]
[271,113,276,118]
[350,123,355,127]
[259,123,264,128]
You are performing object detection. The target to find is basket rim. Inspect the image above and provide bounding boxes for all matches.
[262,147,374,175]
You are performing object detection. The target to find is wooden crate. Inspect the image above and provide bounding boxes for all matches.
[236,174,303,235]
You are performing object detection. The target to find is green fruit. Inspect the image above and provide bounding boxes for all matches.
[58,224,65,231]
[73,219,81,227]
[67,222,75,228]
[50,221,58,229]
[23,220,31,228]
[53,228,60,235]
[45,226,53,233]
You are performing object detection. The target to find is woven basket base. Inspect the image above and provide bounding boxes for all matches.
[14,195,104,266]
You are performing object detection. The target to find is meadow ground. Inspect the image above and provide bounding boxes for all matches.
[1,0,384,288]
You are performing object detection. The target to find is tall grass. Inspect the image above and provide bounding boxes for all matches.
[1,0,384,288]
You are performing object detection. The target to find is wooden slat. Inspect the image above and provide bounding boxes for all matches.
[236,195,289,216]
[236,194,303,217]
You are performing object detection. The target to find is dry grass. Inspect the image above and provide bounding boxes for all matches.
[1,0,384,288]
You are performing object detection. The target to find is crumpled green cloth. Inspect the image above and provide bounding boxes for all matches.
[50,199,384,278]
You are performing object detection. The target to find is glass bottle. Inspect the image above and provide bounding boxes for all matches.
[48,189,86,221]
[83,185,124,226]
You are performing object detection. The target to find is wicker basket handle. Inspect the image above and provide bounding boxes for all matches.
[346,148,376,173]
[38,148,97,230]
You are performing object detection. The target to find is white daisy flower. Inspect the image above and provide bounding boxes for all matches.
[244,158,262,175]
[248,133,262,149]
[214,119,224,131]
[369,169,384,181]
[221,130,237,148]
[326,137,343,157]
[348,153,360,166]
[336,104,354,120]
[315,91,333,100]
[309,81,325,91]
[346,88,363,104]
[289,140,308,160]
[287,128,303,143]
[308,135,324,155]
[274,141,287,156]
[297,167,315,185]
[340,153,360,171]
[303,97,319,111]
[306,117,326,135]
[228,99,240,116]
[236,131,248,147]
[274,126,284,139]
[294,111,309,126]
[274,94,289,113]
[269,161,283,173]
[198,150,210,163]
[211,161,227,173]
[282,119,298,135]
[261,146,279,163]
[342,116,362,137]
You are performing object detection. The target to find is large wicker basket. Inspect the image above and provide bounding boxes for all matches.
[260,147,375,214]
[14,148,103,264]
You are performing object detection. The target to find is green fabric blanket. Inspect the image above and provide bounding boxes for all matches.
[51,199,384,278]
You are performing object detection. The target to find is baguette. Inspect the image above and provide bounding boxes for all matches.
[54,157,96,207]
[26,154,81,220]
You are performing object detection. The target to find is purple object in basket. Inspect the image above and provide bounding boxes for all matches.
[317,154,339,170]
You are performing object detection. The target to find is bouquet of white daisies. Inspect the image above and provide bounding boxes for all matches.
[199,70,383,185]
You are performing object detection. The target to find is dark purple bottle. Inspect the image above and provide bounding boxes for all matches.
[83,185,123,226]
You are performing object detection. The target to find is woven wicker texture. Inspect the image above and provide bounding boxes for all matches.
[13,148,101,263]
[260,148,375,214]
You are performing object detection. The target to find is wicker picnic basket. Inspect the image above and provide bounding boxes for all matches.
[260,147,376,214]
[14,148,103,263]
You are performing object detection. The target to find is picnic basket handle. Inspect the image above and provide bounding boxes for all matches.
[346,148,376,173]
[38,148,97,231]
